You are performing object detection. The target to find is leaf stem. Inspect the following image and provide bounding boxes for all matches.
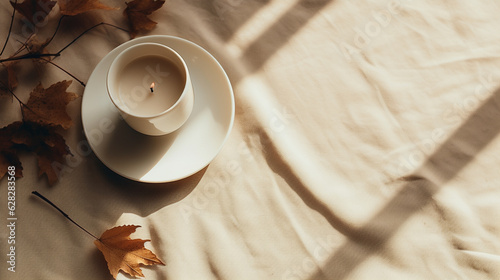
[0,79,41,120]
[0,53,60,63]
[0,22,128,64]
[0,79,24,105]
[11,34,33,57]
[0,0,17,57]
[39,57,86,86]
[57,22,129,55]
[32,191,99,240]
[45,15,67,47]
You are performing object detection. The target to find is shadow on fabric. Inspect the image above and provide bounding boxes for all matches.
[95,155,206,217]
[309,88,500,279]
[204,0,334,87]
[240,0,334,73]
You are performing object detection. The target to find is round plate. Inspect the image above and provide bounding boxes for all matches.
[82,36,235,183]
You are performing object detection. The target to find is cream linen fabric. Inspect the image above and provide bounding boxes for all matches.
[2,0,500,279]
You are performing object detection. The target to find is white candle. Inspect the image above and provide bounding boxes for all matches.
[118,55,184,116]
[107,43,194,136]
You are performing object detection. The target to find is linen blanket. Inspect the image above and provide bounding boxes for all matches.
[1,0,500,279]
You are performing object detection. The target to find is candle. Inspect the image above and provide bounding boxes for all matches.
[118,55,184,116]
[107,43,194,136]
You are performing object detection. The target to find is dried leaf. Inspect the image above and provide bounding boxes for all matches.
[0,122,23,179]
[94,225,165,279]
[0,62,18,98]
[0,121,70,184]
[124,0,165,38]
[26,36,50,56]
[0,80,76,184]
[22,80,78,129]
[0,149,22,179]
[24,36,52,66]
[58,0,117,16]
[12,121,71,185]
[10,0,56,25]
[6,63,18,90]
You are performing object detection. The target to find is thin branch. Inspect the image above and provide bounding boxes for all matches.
[39,57,86,87]
[0,79,40,119]
[0,79,24,105]
[12,33,34,57]
[0,0,17,57]
[12,43,27,57]
[45,15,67,47]
[0,66,56,123]
[57,22,129,55]
[0,22,128,64]
[32,191,99,240]
[0,53,59,63]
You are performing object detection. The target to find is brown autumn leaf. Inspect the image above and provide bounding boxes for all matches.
[0,62,18,98]
[0,122,23,179]
[22,80,78,129]
[58,0,117,16]
[11,121,71,185]
[0,121,70,184]
[0,149,22,179]
[24,36,53,67]
[26,36,50,56]
[0,80,77,185]
[94,225,165,279]
[124,0,165,38]
[10,0,57,25]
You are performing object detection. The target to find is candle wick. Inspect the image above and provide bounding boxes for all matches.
[150,82,155,93]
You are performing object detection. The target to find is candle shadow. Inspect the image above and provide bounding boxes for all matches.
[102,118,178,179]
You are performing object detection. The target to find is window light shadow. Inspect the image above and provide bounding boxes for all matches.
[308,88,500,279]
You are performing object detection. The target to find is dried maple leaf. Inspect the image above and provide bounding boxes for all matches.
[0,149,22,179]
[0,62,18,98]
[124,0,165,38]
[0,122,23,179]
[13,121,71,185]
[22,80,78,129]
[0,121,70,184]
[26,36,50,56]
[10,0,56,25]
[58,0,117,16]
[22,36,54,67]
[0,80,76,184]
[94,225,165,279]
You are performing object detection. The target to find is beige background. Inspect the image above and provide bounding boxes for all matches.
[2,0,500,279]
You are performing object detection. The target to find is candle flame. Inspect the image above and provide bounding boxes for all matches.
[150,82,155,93]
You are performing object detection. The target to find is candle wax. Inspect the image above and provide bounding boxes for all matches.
[118,55,184,116]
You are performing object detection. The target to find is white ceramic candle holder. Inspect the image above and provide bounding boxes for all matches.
[107,43,194,136]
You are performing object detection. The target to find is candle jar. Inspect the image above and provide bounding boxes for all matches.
[107,42,194,136]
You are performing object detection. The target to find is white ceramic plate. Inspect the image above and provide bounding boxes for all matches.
[81,35,234,183]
